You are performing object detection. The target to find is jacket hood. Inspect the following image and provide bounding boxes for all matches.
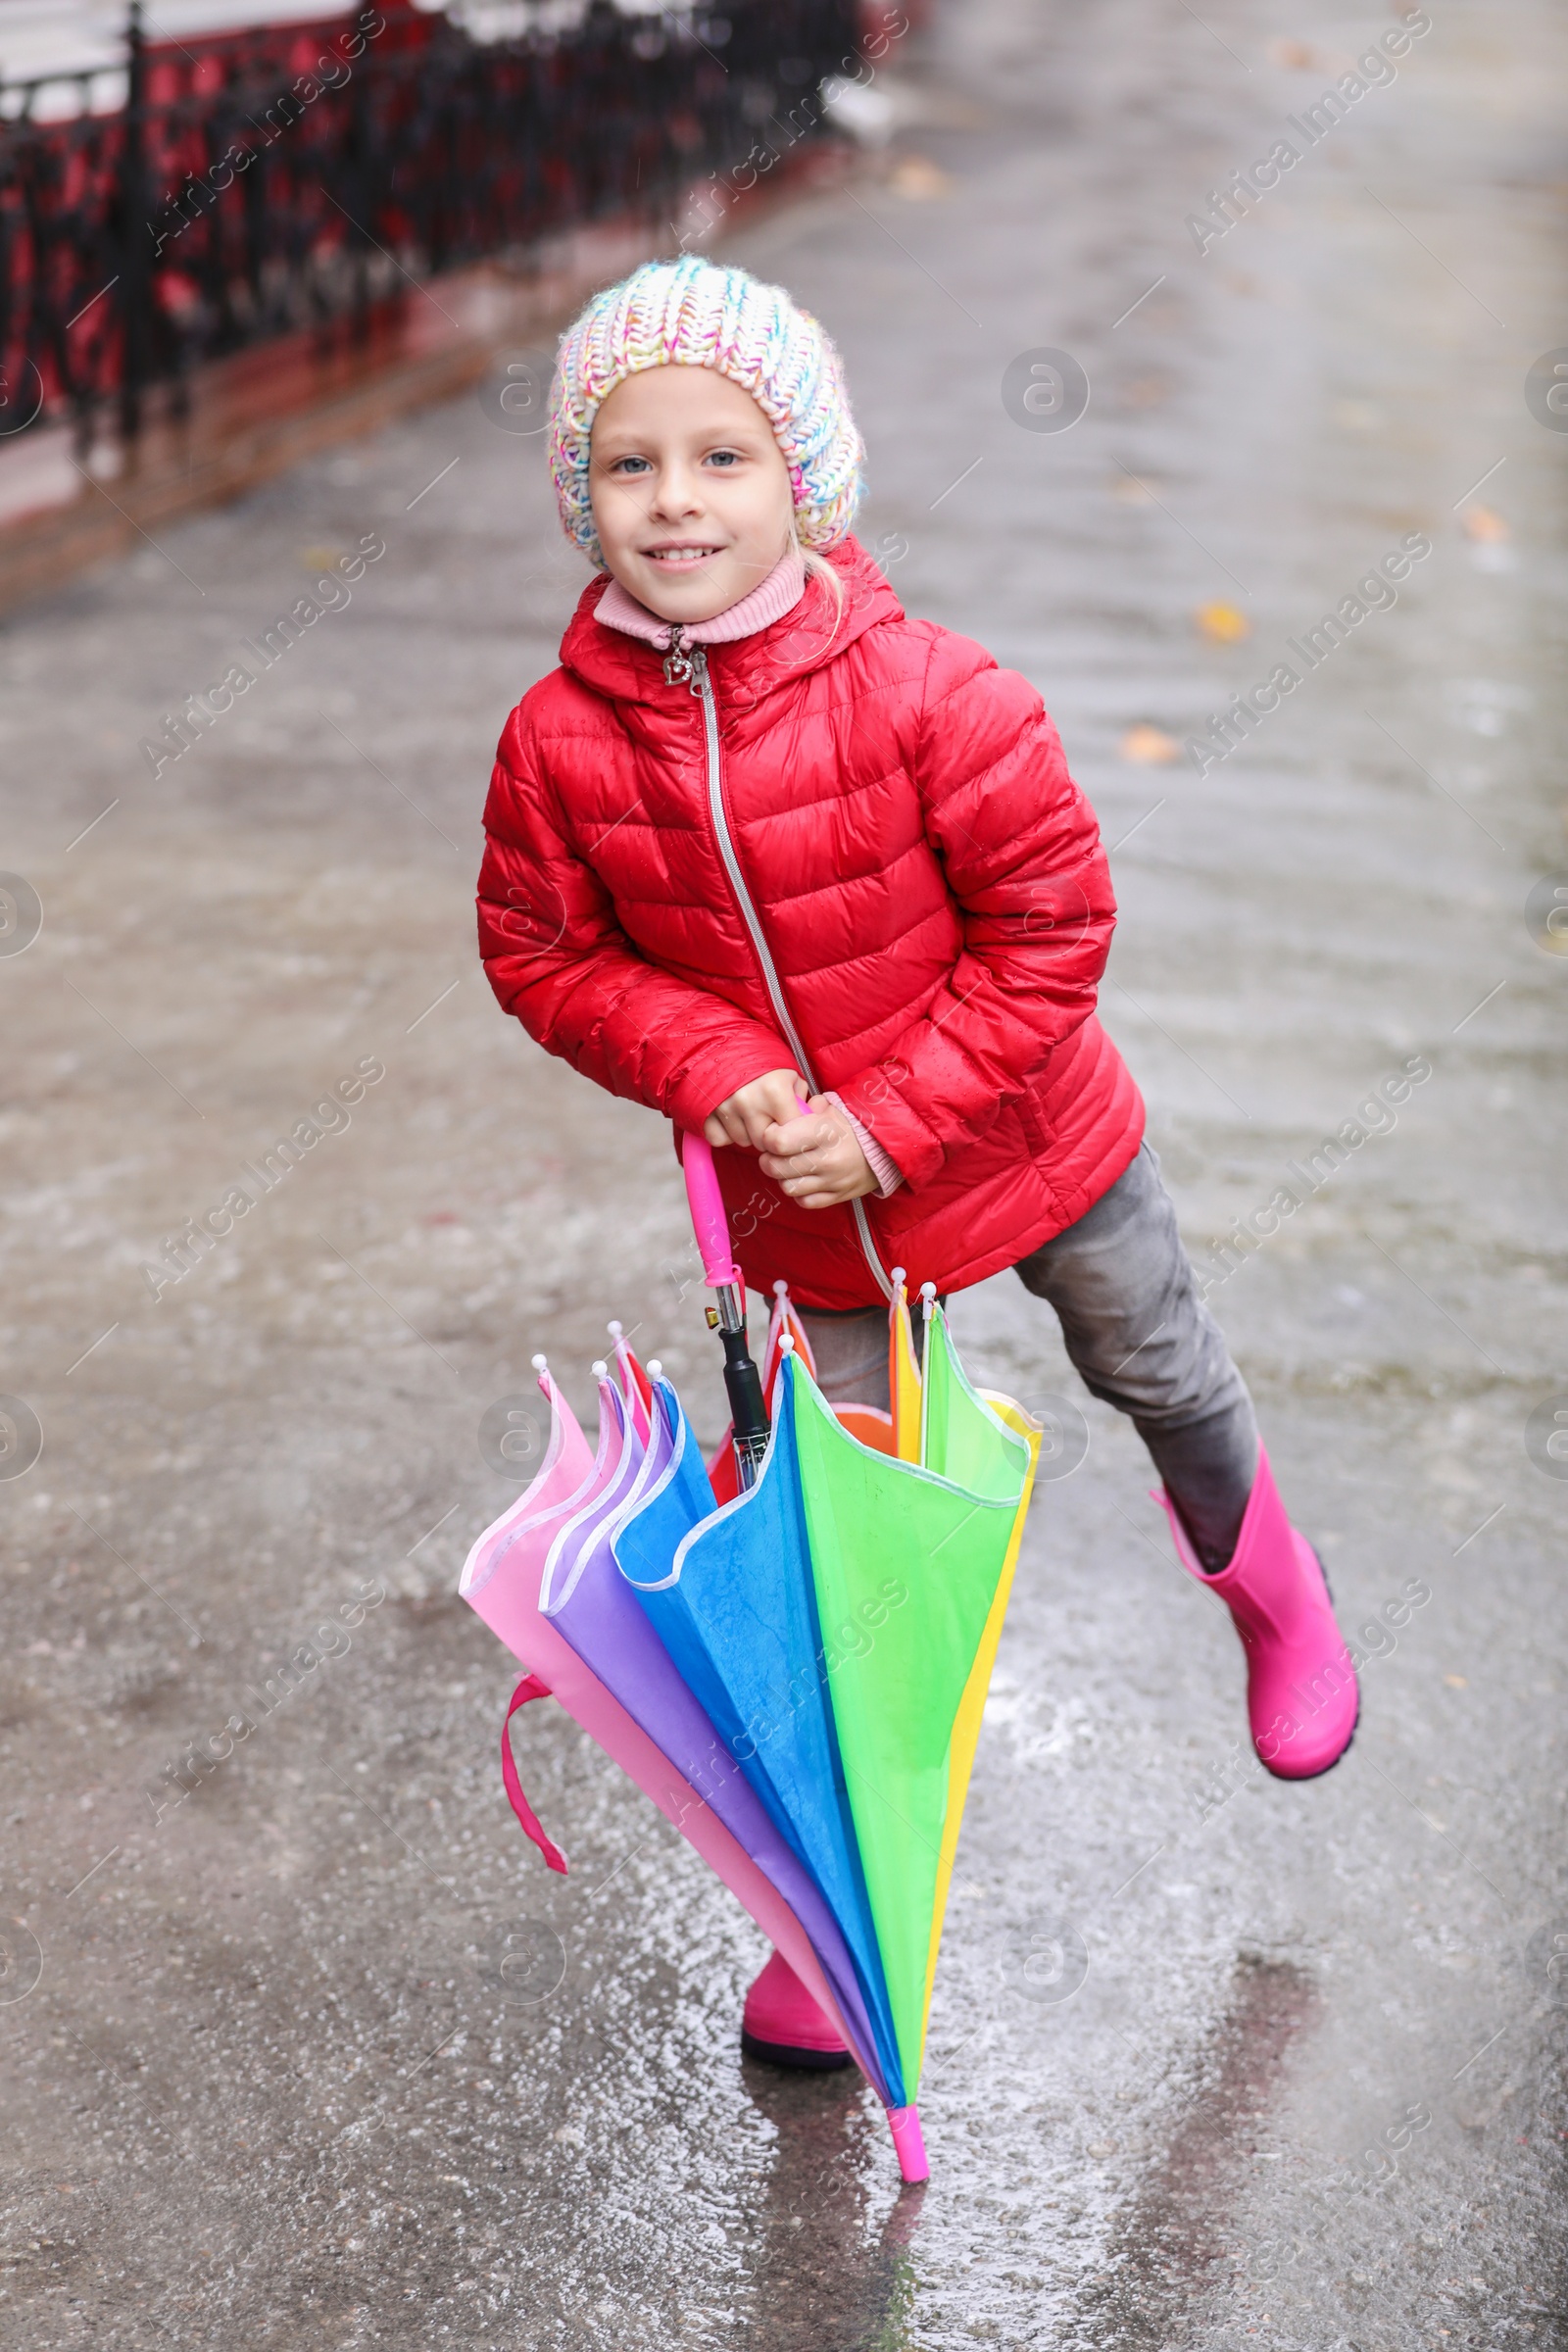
[557,536,905,708]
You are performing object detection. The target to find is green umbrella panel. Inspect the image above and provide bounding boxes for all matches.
[788,1324,1036,2101]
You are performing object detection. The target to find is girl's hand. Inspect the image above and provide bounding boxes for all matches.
[759,1097,878,1210]
[704,1068,808,1151]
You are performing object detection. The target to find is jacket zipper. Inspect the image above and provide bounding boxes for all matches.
[665,633,893,1303]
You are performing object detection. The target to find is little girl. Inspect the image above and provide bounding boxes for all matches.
[477,256,1357,2068]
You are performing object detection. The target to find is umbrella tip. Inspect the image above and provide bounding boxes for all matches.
[777,1333,795,1355]
[888,2104,929,2183]
[591,1358,609,1379]
[607,1318,623,1338]
[890,1264,906,1286]
[919,1280,937,1301]
[772,1278,788,1297]
[647,1358,662,1379]
[531,1351,548,1372]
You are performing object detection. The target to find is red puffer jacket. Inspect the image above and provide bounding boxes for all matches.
[477,538,1143,1309]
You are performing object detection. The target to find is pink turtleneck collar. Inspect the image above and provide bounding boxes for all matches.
[593,550,807,651]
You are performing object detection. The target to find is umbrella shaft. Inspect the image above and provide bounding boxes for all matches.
[718,1314,770,1489]
[711,1279,746,1336]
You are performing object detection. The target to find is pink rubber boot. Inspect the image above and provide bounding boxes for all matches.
[741,1950,853,2071]
[1157,1443,1359,1780]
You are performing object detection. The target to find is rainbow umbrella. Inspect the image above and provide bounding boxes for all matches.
[460,1146,1038,2180]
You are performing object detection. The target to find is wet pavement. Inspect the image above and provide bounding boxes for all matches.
[3,0,1566,2343]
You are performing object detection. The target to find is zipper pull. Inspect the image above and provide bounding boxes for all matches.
[662,627,709,697]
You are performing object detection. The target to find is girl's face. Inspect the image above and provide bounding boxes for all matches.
[588,365,795,623]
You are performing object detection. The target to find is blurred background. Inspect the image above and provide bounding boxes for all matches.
[2,1,1565,2347]
[0,0,869,605]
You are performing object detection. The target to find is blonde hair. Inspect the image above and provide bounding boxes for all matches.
[801,543,846,616]
[794,540,848,667]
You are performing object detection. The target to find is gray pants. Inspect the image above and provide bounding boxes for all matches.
[795,1143,1259,1572]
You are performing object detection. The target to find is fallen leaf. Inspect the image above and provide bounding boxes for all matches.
[1460,504,1509,542]
[1445,1673,1468,1689]
[301,545,345,571]
[1269,37,1318,68]
[1195,601,1250,644]
[887,155,955,200]
[1111,473,1158,504]
[1119,723,1179,764]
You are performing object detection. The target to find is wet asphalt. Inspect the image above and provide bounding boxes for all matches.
[2,0,1566,2344]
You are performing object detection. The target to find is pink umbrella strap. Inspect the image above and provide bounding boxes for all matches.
[501,1673,568,1875]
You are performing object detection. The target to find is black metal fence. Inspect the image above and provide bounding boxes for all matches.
[0,0,861,448]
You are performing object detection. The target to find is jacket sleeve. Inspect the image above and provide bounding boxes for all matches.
[477,700,792,1130]
[833,632,1117,1191]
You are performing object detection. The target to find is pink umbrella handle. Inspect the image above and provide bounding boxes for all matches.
[681,1130,742,1287]
[682,1092,813,1281]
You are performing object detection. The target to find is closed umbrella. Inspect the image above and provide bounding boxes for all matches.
[461,1144,1039,2180]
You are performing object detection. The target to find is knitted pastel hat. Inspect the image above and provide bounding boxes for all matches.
[547,256,864,568]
